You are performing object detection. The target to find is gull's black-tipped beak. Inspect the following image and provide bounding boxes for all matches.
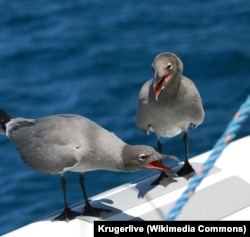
[162,154,180,162]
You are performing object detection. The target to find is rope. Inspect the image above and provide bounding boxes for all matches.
[164,94,250,220]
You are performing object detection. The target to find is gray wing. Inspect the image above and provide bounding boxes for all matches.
[10,115,86,174]
[136,79,154,134]
[180,77,205,127]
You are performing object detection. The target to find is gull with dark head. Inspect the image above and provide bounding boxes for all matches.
[0,109,179,221]
[136,52,205,186]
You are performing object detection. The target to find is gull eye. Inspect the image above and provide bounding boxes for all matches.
[139,154,148,161]
[166,63,172,71]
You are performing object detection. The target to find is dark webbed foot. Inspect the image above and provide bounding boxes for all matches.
[177,160,195,180]
[151,171,177,187]
[52,207,81,222]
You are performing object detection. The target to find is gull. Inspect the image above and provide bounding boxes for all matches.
[136,52,205,186]
[0,109,179,220]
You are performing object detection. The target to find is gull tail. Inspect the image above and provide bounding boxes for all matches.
[0,109,12,134]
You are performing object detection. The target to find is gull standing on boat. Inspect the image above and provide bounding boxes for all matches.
[0,109,179,221]
[136,52,205,186]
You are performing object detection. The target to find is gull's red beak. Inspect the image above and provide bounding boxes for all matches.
[154,80,163,101]
[154,75,170,101]
[147,160,177,176]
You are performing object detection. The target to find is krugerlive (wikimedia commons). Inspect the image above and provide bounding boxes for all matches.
[95,223,248,235]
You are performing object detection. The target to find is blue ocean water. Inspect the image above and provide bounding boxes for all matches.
[0,0,250,235]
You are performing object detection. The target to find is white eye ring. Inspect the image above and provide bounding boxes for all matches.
[139,154,148,161]
[166,63,172,71]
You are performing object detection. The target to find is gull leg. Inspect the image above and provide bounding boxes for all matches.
[79,173,111,218]
[151,140,177,187]
[53,174,80,221]
[177,131,195,179]
[157,140,163,154]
